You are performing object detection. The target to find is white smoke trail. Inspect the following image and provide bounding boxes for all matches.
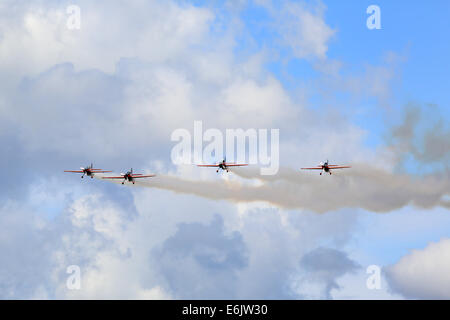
[97,164,450,213]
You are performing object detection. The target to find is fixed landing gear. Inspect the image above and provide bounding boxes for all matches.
[320,172,322,175]
[216,169,219,173]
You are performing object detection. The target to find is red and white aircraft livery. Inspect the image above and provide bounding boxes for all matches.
[301,160,351,175]
[197,158,248,173]
[102,168,156,185]
[64,163,112,179]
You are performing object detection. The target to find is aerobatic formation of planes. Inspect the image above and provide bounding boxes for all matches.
[64,164,156,185]
[64,159,351,184]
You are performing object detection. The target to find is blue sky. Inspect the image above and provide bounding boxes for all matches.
[237,0,450,149]
[0,0,449,299]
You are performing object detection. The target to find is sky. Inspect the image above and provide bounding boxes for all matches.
[0,0,449,299]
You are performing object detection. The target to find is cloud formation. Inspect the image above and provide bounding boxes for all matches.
[292,247,360,299]
[154,215,248,299]
[385,238,450,299]
[256,0,336,60]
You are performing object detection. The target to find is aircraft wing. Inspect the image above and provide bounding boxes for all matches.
[301,167,322,170]
[90,170,112,173]
[329,166,351,169]
[225,164,248,167]
[64,170,84,173]
[102,176,125,179]
[131,175,156,178]
[197,164,219,167]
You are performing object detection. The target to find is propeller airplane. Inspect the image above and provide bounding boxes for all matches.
[102,168,156,185]
[301,160,351,175]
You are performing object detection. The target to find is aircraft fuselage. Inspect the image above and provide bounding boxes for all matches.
[81,168,95,178]
[122,173,135,184]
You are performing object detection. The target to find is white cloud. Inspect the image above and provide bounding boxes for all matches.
[290,247,360,299]
[278,2,336,60]
[0,0,214,78]
[253,0,335,60]
[385,238,450,299]
[0,0,378,171]
[0,177,364,299]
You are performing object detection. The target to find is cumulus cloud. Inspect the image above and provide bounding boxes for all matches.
[257,0,335,60]
[0,201,58,299]
[278,2,335,60]
[154,215,248,299]
[0,181,362,299]
[291,247,360,299]
[0,0,214,77]
[0,182,168,299]
[385,238,450,299]
[0,0,371,176]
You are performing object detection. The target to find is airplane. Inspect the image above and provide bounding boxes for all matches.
[301,160,351,175]
[64,163,112,179]
[197,158,248,173]
[102,168,156,185]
